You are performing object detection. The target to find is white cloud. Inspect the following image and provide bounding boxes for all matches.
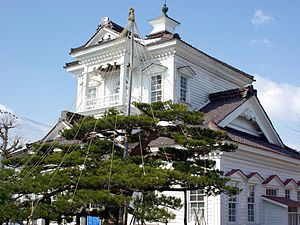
[255,75,300,122]
[249,38,272,47]
[251,9,274,28]
[254,75,300,150]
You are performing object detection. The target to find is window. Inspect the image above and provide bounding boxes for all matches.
[150,75,162,102]
[229,194,237,222]
[288,207,298,225]
[189,190,205,222]
[248,185,255,222]
[266,189,277,196]
[87,86,97,99]
[285,190,291,199]
[297,191,300,202]
[180,76,187,102]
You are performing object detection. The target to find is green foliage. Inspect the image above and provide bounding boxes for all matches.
[0,101,236,224]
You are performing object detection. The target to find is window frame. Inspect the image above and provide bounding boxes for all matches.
[150,74,162,103]
[188,189,205,223]
[247,184,255,223]
[86,86,97,100]
[266,188,277,197]
[288,207,299,225]
[228,182,238,223]
[285,189,291,199]
[179,75,188,102]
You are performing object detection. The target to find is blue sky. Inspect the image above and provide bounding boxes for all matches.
[0,0,300,147]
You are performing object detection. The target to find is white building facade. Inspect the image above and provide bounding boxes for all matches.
[61,7,300,225]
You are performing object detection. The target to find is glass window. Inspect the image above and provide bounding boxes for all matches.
[150,75,162,102]
[297,191,300,202]
[189,190,205,222]
[285,190,291,199]
[229,195,237,222]
[266,189,277,196]
[87,86,97,99]
[180,76,187,102]
[288,207,298,225]
[248,185,255,222]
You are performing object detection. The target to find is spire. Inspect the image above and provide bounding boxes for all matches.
[162,0,169,16]
[128,8,135,22]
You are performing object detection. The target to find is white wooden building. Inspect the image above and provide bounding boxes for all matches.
[48,5,300,225]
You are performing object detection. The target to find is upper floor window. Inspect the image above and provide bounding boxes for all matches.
[297,191,300,202]
[285,190,291,199]
[266,189,277,196]
[248,185,255,222]
[87,86,97,99]
[180,76,188,102]
[189,190,205,222]
[150,75,162,102]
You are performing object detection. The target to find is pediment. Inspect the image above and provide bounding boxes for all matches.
[177,66,196,77]
[42,121,72,142]
[225,169,247,181]
[85,28,119,47]
[263,175,284,187]
[218,96,284,147]
[284,179,298,189]
[247,172,264,184]
[142,63,168,75]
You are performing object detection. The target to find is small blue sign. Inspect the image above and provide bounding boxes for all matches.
[88,216,101,225]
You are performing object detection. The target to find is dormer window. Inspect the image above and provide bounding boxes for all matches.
[150,75,162,102]
[266,189,277,196]
[285,190,291,199]
[180,76,188,102]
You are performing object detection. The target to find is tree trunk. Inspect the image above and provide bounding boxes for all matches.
[184,189,187,225]
[45,218,50,225]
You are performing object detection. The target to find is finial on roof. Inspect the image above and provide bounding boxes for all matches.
[128,8,135,22]
[162,0,169,16]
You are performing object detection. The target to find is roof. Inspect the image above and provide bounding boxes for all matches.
[70,20,124,54]
[201,85,256,125]
[146,31,254,81]
[262,175,283,185]
[69,18,254,80]
[225,127,300,160]
[262,195,300,207]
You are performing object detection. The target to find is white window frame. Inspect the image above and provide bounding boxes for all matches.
[228,182,238,223]
[179,75,188,102]
[288,207,299,225]
[150,74,162,102]
[188,189,205,223]
[266,188,277,196]
[248,184,255,223]
[86,86,97,100]
[285,189,291,199]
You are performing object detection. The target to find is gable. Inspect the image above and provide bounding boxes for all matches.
[142,63,167,75]
[218,96,284,147]
[42,121,72,142]
[247,172,264,184]
[263,175,284,187]
[85,27,120,47]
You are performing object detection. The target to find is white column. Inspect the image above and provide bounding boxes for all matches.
[119,62,127,105]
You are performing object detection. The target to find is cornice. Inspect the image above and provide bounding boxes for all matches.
[174,42,252,87]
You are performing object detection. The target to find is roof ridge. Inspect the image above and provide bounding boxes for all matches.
[208,85,256,101]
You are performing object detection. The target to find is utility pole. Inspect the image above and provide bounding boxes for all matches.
[124,8,135,160]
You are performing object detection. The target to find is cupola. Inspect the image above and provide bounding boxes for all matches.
[148,1,180,35]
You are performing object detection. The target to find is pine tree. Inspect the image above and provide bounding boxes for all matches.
[1,101,236,225]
